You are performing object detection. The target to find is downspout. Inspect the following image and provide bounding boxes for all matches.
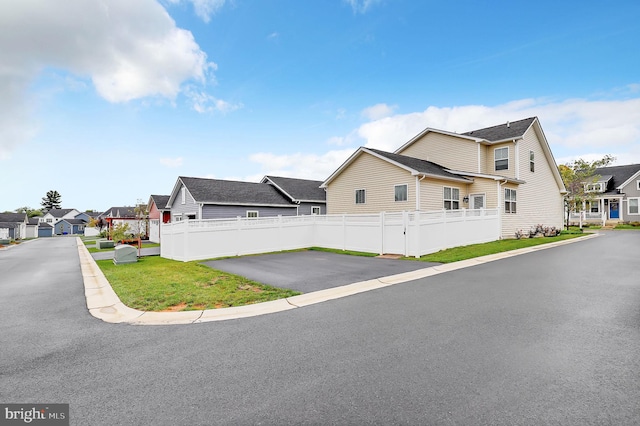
[415,175,427,211]
[498,179,509,239]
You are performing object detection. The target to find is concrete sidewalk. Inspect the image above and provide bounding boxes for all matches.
[77,234,599,325]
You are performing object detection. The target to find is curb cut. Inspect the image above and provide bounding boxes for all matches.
[77,233,599,325]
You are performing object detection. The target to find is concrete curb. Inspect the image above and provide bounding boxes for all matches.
[77,233,599,325]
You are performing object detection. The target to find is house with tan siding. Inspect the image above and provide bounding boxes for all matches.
[321,117,566,238]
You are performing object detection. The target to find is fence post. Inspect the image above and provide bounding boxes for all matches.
[380,211,384,255]
[403,210,409,257]
[342,214,346,251]
[183,220,189,262]
[413,210,420,258]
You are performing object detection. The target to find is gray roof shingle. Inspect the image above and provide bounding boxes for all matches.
[150,195,171,210]
[46,208,77,218]
[180,177,295,206]
[594,164,640,194]
[264,176,326,202]
[0,213,28,223]
[462,117,536,142]
[366,148,472,182]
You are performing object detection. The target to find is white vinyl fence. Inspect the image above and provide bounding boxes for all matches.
[161,209,500,262]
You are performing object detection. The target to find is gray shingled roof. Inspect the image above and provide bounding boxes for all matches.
[264,176,326,202]
[46,208,77,218]
[58,218,87,225]
[462,117,536,142]
[594,164,640,195]
[150,195,171,210]
[366,148,472,182]
[100,206,138,218]
[0,213,28,223]
[180,177,295,206]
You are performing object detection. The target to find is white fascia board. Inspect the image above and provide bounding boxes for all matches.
[166,177,186,207]
[530,118,567,193]
[395,128,484,154]
[414,172,473,184]
[262,177,296,202]
[202,202,297,208]
[446,169,525,185]
[617,169,640,190]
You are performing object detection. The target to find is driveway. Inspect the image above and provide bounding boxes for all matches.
[203,251,439,292]
[2,232,640,425]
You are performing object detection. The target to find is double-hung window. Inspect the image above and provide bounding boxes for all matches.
[246,211,259,218]
[504,188,517,213]
[629,198,639,215]
[311,206,321,215]
[530,151,535,172]
[495,147,508,171]
[355,189,366,204]
[394,184,408,202]
[443,187,460,210]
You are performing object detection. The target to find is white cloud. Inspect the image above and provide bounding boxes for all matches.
[160,157,184,168]
[361,103,397,121]
[165,0,227,23]
[248,149,355,181]
[186,88,243,114]
[245,93,640,180]
[0,0,218,159]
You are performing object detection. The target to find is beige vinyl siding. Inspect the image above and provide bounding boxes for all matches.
[484,142,516,179]
[467,178,499,209]
[399,132,479,172]
[418,179,466,211]
[500,128,564,237]
[326,153,415,214]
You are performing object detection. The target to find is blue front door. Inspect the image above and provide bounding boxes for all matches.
[610,201,619,219]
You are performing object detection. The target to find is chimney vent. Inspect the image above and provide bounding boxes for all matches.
[506,121,510,128]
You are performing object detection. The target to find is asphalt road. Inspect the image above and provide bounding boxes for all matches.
[1,233,639,425]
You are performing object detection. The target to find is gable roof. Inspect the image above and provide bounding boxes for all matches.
[0,213,28,223]
[593,164,640,194]
[321,147,473,188]
[58,218,87,225]
[461,117,537,142]
[149,195,171,210]
[170,177,296,207]
[45,208,79,218]
[100,207,137,218]
[261,176,326,203]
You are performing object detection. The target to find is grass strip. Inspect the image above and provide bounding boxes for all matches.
[411,233,586,263]
[96,256,300,312]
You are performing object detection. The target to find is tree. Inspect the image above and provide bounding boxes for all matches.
[15,207,43,218]
[41,190,62,212]
[559,155,615,228]
[109,222,130,244]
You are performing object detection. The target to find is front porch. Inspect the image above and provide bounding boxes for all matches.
[568,196,623,226]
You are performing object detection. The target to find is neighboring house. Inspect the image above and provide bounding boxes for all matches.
[321,117,567,238]
[55,218,87,235]
[167,177,299,221]
[99,206,148,238]
[38,222,54,238]
[575,163,640,225]
[148,195,171,243]
[40,208,81,225]
[0,213,28,240]
[26,218,40,239]
[261,176,326,215]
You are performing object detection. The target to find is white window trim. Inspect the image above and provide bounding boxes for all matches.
[469,193,486,209]
[394,184,408,202]
[628,198,639,215]
[637,180,640,191]
[174,214,183,222]
[529,150,535,172]
[585,182,604,193]
[181,187,186,204]
[311,206,321,215]
[504,188,517,214]
[246,210,259,218]
[355,189,366,205]
[443,186,460,210]
[494,147,509,171]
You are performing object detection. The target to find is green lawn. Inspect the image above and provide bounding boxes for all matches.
[87,242,160,253]
[96,256,300,312]
[411,233,586,263]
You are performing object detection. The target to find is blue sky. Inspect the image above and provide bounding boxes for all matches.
[1,0,639,212]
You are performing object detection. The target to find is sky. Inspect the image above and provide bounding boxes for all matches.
[1,0,639,212]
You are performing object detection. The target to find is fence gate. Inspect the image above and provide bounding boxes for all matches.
[382,212,407,256]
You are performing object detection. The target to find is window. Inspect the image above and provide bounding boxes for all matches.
[394,184,408,202]
[311,206,321,215]
[495,147,508,171]
[504,188,517,213]
[529,151,535,172]
[637,180,640,191]
[443,187,460,210]
[186,214,196,220]
[181,187,186,204]
[589,200,600,213]
[174,214,182,222]
[585,183,604,192]
[355,189,366,204]
[46,218,52,223]
[629,198,639,215]
[246,211,259,218]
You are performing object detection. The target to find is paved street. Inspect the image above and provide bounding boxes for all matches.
[1,233,639,425]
